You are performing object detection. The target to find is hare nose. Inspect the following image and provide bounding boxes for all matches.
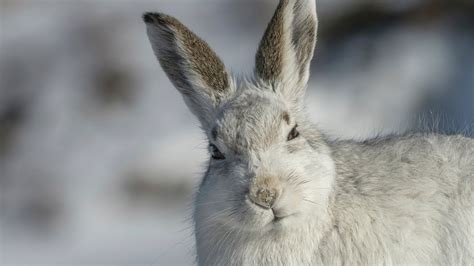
[248,187,278,209]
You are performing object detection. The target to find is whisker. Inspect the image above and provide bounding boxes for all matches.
[303,198,322,206]
[193,199,241,207]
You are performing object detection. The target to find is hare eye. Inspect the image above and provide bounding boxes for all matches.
[209,144,225,160]
[287,125,299,141]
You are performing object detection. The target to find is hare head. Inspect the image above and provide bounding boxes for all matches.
[144,0,335,254]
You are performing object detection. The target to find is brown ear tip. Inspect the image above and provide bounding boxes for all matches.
[142,12,167,25]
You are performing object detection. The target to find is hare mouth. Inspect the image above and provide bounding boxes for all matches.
[244,196,296,226]
[271,209,294,223]
[272,214,285,223]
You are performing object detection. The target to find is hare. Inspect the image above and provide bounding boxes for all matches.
[143,0,473,265]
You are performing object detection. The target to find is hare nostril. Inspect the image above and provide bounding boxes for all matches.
[248,187,277,209]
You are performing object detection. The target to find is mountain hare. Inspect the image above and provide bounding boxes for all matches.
[143,0,473,264]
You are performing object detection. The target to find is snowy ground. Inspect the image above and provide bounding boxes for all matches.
[1,0,473,265]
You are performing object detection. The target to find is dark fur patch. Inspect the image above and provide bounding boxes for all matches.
[282,111,290,124]
[142,13,155,23]
[211,127,218,140]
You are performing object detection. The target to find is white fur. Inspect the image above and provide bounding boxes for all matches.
[143,1,474,265]
[194,100,474,265]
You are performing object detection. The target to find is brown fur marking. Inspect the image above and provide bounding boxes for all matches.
[282,111,290,124]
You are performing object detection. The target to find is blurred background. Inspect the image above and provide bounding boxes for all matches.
[1,0,473,265]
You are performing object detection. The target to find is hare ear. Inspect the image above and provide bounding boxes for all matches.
[143,12,232,128]
[255,0,317,101]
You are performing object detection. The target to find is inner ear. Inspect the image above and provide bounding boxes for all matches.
[255,0,292,85]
